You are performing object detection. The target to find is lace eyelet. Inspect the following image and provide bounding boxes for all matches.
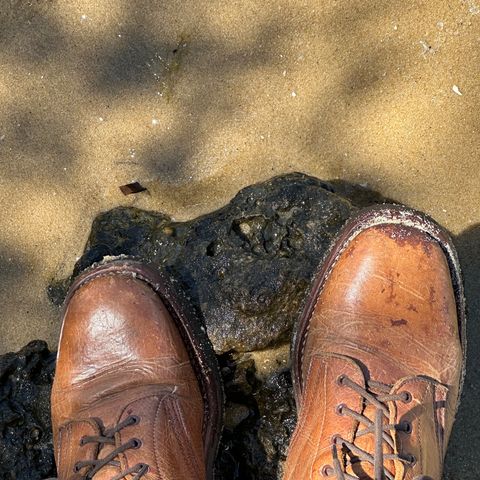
[129,415,141,425]
[321,464,333,477]
[73,463,82,473]
[405,454,417,466]
[402,421,412,434]
[335,404,346,416]
[136,463,149,473]
[401,391,412,403]
[131,438,142,449]
[331,434,343,445]
[336,374,347,386]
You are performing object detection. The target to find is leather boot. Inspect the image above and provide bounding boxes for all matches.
[284,205,466,480]
[51,260,223,480]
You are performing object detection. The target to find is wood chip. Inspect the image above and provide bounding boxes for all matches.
[119,182,147,195]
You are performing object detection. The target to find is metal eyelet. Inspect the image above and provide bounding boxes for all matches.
[79,436,87,446]
[73,463,82,473]
[335,404,346,416]
[405,454,417,466]
[136,463,149,474]
[131,438,142,449]
[401,391,412,403]
[402,421,412,434]
[321,464,333,477]
[129,415,140,425]
[331,434,342,445]
[336,374,347,386]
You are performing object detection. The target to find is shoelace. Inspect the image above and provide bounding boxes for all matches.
[323,375,416,480]
[73,415,149,480]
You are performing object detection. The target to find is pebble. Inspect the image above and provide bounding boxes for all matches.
[452,85,463,96]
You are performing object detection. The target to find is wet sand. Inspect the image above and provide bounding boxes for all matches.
[0,0,479,356]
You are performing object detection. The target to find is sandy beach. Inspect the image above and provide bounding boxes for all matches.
[0,0,479,354]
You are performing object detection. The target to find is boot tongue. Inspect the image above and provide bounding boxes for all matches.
[345,403,395,479]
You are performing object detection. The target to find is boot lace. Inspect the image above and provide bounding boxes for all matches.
[322,375,416,480]
[73,415,148,480]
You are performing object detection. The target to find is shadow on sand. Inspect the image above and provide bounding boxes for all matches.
[443,223,480,479]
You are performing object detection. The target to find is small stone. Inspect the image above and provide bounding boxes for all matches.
[452,85,463,96]
[119,182,147,195]
[238,222,251,236]
[224,403,251,430]
[162,225,175,236]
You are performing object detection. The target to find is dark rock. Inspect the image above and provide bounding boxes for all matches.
[5,173,372,479]
[0,341,56,480]
[214,348,296,480]
[61,172,355,354]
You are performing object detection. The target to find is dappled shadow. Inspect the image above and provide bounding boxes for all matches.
[0,1,67,63]
[0,245,29,353]
[90,29,178,96]
[1,0,476,212]
[82,3,294,183]
[0,103,77,181]
[321,2,406,99]
[327,179,396,207]
[0,0,478,478]
[89,12,279,98]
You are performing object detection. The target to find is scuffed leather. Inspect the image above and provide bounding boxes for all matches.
[51,274,206,480]
[284,225,463,480]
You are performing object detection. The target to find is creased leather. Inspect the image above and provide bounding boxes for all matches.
[51,274,206,480]
[285,224,463,480]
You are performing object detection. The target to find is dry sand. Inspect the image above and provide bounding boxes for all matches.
[0,0,479,354]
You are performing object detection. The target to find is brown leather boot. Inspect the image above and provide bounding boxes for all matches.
[51,260,223,480]
[284,205,466,480]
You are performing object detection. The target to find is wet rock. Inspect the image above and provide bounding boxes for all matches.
[4,173,370,479]
[0,341,56,480]
[62,172,355,354]
[216,349,296,479]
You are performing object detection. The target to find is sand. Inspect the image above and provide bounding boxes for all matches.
[0,0,479,354]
